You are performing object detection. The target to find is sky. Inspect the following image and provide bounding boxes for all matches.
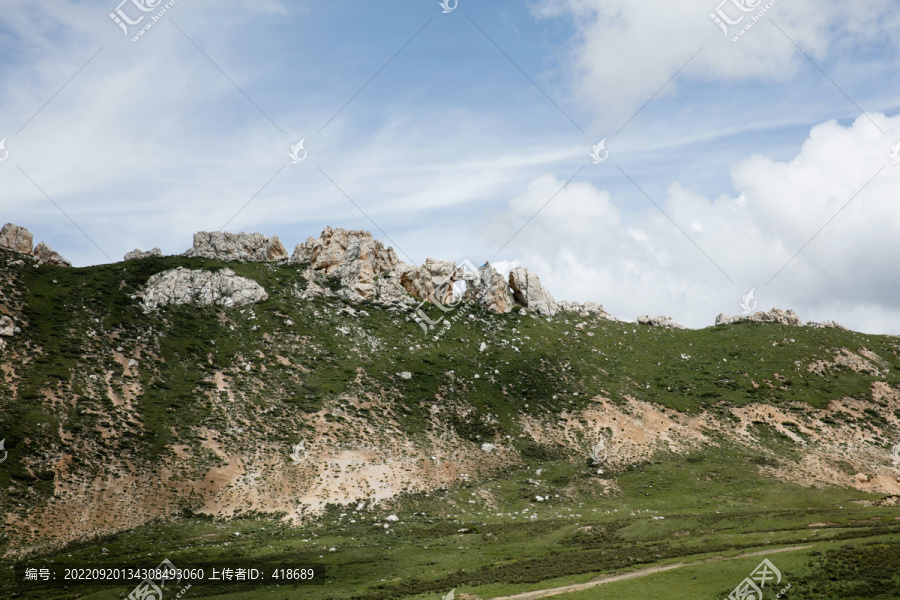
[1,0,900,333]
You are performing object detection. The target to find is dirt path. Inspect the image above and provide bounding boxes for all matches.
[487,545,813,600]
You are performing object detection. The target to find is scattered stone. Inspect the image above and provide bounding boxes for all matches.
[0,223,33,254]
[399,371,412,380]
[124,248,162,261]
[33,242,71,267]
[715,308,802,327]
[185,231,288,262]
[465,262,514,313]
[385,514,399,522]
[138,267,268,312]
[481,443,496,453]
[509,268,558,316]
[636,315,684,329]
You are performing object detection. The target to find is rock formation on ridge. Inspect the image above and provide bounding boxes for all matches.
[509,267,558,317]
[125,248,163,261]
[715,308,802,327]
[185,231,288,262]
[0,223,71,266]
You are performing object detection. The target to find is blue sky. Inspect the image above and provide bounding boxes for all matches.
[2,0,900,332]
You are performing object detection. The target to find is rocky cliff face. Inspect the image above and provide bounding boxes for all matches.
[185,231,288,262]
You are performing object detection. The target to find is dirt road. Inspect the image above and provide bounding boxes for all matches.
[487,545,812,600]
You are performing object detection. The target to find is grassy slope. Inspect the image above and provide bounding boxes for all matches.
[1,250,900,598]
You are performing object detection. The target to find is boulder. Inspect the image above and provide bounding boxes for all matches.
[465,262,514,314]
[33,242,71,267]
[124,248,162,261]
[508,267,558,316]
[0,316,15,337]
[138,267,268,312]
[0,223,33,254]
[637,315,684,329]
[185,231,288,262]
[715,308,802,327]
[291,227,398,301]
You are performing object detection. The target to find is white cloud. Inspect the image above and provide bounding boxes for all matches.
[531,0,900,126]
[487,113,900,333]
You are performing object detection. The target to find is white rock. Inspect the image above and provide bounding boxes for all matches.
[399,371,412,380]
[185,231,288,262]
[124,248,162,261]
[508,268,558,316]
[138,267,268,312]
[0,223,33,254]
[0,316,15,337]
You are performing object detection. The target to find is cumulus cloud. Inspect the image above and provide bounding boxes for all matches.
[488,113,900,333]
[532,0,900,125]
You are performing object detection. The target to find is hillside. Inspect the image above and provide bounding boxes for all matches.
[1,225,899,599]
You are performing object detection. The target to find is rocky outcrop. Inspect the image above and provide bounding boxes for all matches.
[558,301,614,319]
[291,227,398,301]
[0,224,71,266]
[0,223,33,254]
[398,259,460,304]
[138,267,268,312]
[715,308,802,327]
[465,262,514,314]
[124,248,162,261]
[33,241,72,267]
[637,315,684,329]
[185,231,288,262]
[806,320,846,330]
[509,268,558,317]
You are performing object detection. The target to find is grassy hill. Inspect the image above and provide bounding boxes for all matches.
[1,246,899,598]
